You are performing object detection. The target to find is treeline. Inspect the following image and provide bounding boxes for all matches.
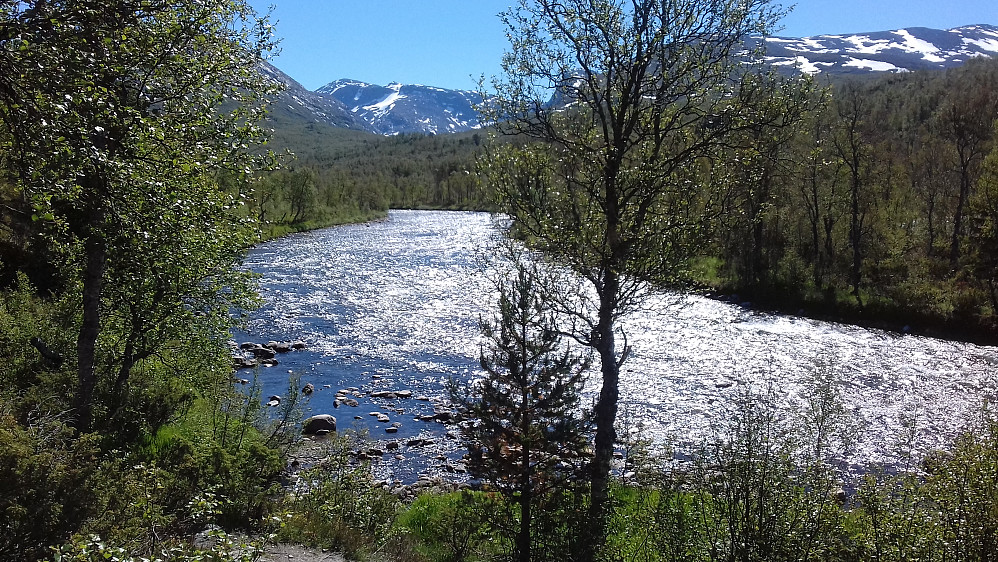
[255,57,998,341]
[710,58,998,340]
[250,118,486,236]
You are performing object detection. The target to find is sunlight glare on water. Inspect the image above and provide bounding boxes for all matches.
[235,210,998,480]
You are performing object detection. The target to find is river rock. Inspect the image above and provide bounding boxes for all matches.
[376,413,391,423]
[249,346,276,359]
[342,398,359,407]
[291,340,307,350]
[385,427,398,433]
[302,383,314,395]
[371,390,397,399]
[232,356,257,369]
[302,414,337,434]
[268,341,292,353]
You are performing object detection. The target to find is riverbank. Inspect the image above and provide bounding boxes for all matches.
[702,282,998,348]
[255,209,389,243]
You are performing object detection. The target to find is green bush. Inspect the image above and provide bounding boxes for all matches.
[271,431,402,559]
[395,491,499,562]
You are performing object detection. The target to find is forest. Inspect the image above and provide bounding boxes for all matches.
[249,59,998,343]
[2,0,998,561]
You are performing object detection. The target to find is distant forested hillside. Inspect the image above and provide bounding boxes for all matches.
[250,115,486,237]
[252,57,998,339]
[704,58,998,340]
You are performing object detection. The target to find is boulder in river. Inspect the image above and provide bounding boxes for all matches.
[302,383,315,395]
[232,356,257,369]
[302,414,337,434]
[249,346,276,359]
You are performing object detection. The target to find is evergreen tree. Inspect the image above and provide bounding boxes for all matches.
[455,253,589,562]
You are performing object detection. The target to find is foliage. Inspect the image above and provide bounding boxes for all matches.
[703,58,998,340]
[453,240,590,562]
[271,431,402,560]
[481,0,796,555]
[246,125,489,239]
[395,491,499,562]
[0,0,277,430]
[50,527,266,562]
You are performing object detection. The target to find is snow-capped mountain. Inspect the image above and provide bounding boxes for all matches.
[258,62,364,130]
[761,24,998,75]
[317,79,482,136]
[261,25,998,137]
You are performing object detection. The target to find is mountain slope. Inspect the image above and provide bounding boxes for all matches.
[761,24,998,75]
[317,79,482,136]
[263,24,998,136]
[258,62,364,130]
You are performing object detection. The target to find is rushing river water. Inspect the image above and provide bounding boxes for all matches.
[234,209,998,482]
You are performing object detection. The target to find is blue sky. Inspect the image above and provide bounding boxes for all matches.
[248,1,998,92]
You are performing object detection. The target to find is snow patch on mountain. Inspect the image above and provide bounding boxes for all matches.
[273,24,997,136]
[317,79,482,135]
[763,24,998,75]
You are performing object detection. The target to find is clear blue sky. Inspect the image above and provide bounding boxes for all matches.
[248,1,998,92]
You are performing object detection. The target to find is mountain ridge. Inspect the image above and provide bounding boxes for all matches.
[316,79,482,136]
[761,24,998,75]
[264,24,998,136]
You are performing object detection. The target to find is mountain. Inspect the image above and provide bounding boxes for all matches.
[257,62,365,130]
[761,24,998,75]
[316,79,482,136]
[261,25,998,137]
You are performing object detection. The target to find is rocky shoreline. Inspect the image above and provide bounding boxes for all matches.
[231,339,475,492]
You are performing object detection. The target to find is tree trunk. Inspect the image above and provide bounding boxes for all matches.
[518,386,532,562]
[585,269,620,561]
[518,480,532,562]
[75,232,106,431]
[849,156,864,309]
[950,159,971,268]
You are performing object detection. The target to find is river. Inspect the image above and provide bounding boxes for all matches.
[233,210,998,482]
